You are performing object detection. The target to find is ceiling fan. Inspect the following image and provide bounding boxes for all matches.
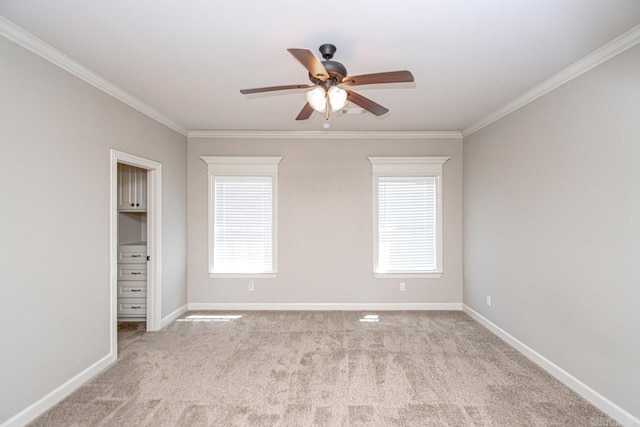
[240,44,414,121]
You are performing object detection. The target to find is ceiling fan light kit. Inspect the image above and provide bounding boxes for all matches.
[240,44,415,123]
[305,86,348,114]
[305,87,326,112]
[328,86,348,111]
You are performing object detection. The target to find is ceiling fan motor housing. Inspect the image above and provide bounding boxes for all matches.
[308,61,348,85]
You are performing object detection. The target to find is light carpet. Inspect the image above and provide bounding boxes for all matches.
[30,311,616,426]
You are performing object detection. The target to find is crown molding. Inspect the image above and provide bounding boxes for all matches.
[0,16,188,136]
[462,24,640,138]
[368,156,450,166]
[200,156,283,166]
[188,130,462,139]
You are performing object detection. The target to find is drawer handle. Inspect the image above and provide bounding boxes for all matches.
[131,272,142,275]
[131,254,141,258]
[131,289,142,292]
[131,306,141,309]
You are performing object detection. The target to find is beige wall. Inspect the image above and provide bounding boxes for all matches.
[0,37,187,422]
[188,137,463,305]
[463,44,640,418]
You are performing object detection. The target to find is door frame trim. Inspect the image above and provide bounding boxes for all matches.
[110,149,162,358]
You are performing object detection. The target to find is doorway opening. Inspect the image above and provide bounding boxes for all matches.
[110,150,162,359]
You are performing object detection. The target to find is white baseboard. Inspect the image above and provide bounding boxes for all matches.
[1,352,115,427]
[187,302,462,311]
[462,304,639,427]
[161,303,188,328]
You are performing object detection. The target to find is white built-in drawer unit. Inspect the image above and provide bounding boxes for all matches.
[119,244,147,253]
[118,243,147,320]
[118,250,146,263]
[118,264,147,281]
[118,298,147,317]
[118,282,147,298]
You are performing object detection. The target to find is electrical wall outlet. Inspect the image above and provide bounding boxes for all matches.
[400,282,406,291]
[248,280,255,291]
[486,296,492,306]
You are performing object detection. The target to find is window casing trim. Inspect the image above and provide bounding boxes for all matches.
[368,157,449,278]
[201,156,282,278]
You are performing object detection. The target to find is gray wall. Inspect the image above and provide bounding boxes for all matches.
[188,137,463,305]
[0,37,187,422]
[463,44,640,417]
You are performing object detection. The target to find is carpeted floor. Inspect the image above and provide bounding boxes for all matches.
[117,321,147,351]
[31,311,615,426]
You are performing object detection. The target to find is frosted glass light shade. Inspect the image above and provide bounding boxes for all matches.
[328,86,348,111]
[306,87,326,112]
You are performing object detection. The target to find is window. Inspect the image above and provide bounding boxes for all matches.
[201,156,282,277]
[214,176,272,273]
[369,157,449,278]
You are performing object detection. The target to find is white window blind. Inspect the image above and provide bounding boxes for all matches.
[377,176,437,273]
[213,176,273,273]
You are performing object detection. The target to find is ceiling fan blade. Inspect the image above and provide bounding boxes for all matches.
[346,90,389,116]
[342,70,414,86]
[287,48,329,81]
[295,102,314,121]
[240,84,314,95]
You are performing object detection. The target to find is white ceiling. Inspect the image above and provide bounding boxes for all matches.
[2,1,640,132]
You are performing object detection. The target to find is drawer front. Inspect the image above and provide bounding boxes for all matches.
[119,251,146,263]
[118,299,147,316]
[119,245,147,253]
[118,264,147,281]
[118,283,147,298]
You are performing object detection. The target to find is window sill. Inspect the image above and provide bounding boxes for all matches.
[374,272,443,279]
[209,273,277,279]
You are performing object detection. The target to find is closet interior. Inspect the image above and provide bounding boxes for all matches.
[117,163,148,337]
